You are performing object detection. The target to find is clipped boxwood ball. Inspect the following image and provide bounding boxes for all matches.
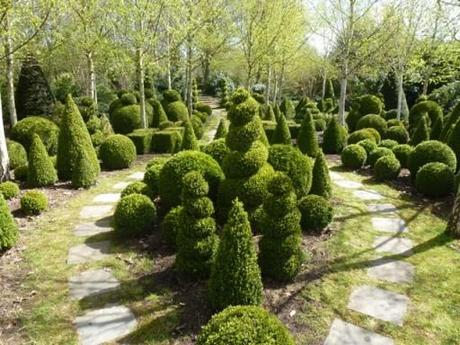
[368,147,395,168]
[99,134,137,170]
[113,194,156,236]
[374,155,401,181]
[111,104,141,134]
[201,139,230,165]
[379,139,399,149]
[356,114,387,135]
[392,144,413,168]
[160,206,183,248]
[11,116,59,155]
[408,140,456,178]
[121,181,152,198]
[7,140,27,169]
[341,144,367,169]
[0,181,20,200]
[348,128,377,144]
[384,126,409,144]
[162,89,181,103]
[20,190,48,215]
[357,139,377,155]
[298,195,333,232]
[196,306,295,345]
[415,162,454,197]
[120,93,137,106]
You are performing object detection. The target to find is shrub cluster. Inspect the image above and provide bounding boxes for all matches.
[121,181,152,199]
[415,162,454,197]
[357,139,377,155]
[0,182,20,200]
[0,194,19,250]
[368,147,395,168]
[201,139,229,166]
[374,155,401,181]
[341,144,367,169]
[298,195,333,232]
[127,129,154,154]
[348,128,378,144]
[346,94,384,131]
[100,134,137,170]
[392,144,413,168]
[407,140,456,178]
[21,190,48,215]
[113,194,156,237]
[384,126,409,144]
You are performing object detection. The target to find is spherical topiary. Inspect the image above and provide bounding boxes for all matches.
[120,92,137,106]
[7,140,27,169]
[110,104,141,134]
[113,194,156,237]
[121,181,152,198]
[196,305,295,345]
[165,101,189,122]
[143,157,168,196]
[201,139,229,165]
[99,134,137,170]
[374,155,401,181]
[341,144,367,169]
[196,102,212,116]
[368,147,395,168]
[0,194,19,250]
[11,116,59,155]
[162,89,181,103]
[366,128,382,143]
[20,190,48,215]
[27,134,58,187]
[310,151,332,199]
[356,114,387,135]
[161,206,183,248]
[387,119,404,127]
[415,162,454,197]
[298,195,333,232]
[408,140,457,178]
[384,126,409,144]
[0,181,20,200]
[226,118,261,152]
[392,144,414,168]
[346,95,384,131]
[323,117,347,153]
[379,139,399,149]
[357,139,377,155]
[348,129,377,144]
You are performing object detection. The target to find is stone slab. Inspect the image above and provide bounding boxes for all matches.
[74,305,137,345]
[127,172,144,180]
[324,318,394,345]
[367,259,415,284]
[67,241,111,264]
[69,269,120,300]
[113,181,130,190]
[329,172,345,181]
[367,204,398,214]
[92,193,121,204]
[74,222,112,237]
[348,285,409,325]
[353,190,383,200]
[371,217,407,233]
[373,236,413,256]
[334,179,363,189]
[80,205,114,219]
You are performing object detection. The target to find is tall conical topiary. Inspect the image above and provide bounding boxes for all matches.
[72,149,99,188]
[209,198,263,310]
[57,95,100,184]
[176,171,218,278]
[297,112,319,156]
[27,134,57,187]
[280,98,295,119]
[182,120,199,150]
[411,113,430,146]
[150,99,168,128]
[274,104,281,122]
[259,173,303,281]
[15,54,55,120]
[0,194,19,250]
[323,117,347,153]
[264,104,276,121]
[325,79,335,98]
[214,119,228,139]
[310,151,332,199]
[271,114,291,145]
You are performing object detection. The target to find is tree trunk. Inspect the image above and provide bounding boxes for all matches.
[321,70,327,99]
[186,34,193,116]
[339,77,348,125]
[447,187,460,239]
[202,55,210,88]
[5,15,17,126]
[0,91,11,182]
[137,48,147,128]
[246,65,252,90]
[167,31,172,90]
[265,64,271,104]
[273,72,278,104]
[87,51,97,104]
[396,72,404,121]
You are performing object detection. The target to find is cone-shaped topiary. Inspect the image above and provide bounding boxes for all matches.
[259,173,303,281]
[323,117,347,153]
[27,134,57,187]
[176,171,219,278]
[274,104,281,122]
[0,194,19,250]
[264,104,276,121]
[150,99,168,128]
[214,119,228,139]
[72,149,99,188]
[441,101,460,141]
[280,98,295,119]
[271,114,291,145]
[310,151,332,199]
[297,112,319,156]
[181,120,199,151]
[209,198,263,310]
[57,95,100,184]
[411,114,430,146]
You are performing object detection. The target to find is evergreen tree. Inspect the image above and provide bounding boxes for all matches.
[259,173,303,281]
[28,134,57,187]
[182,120,199,150]
[209,198,263,310]
[280,98,295,119]
[0,194,19,250]
[271,114,291,145]
[297,112,319,156]
[411,114,430,146]
[72,149,99,188]
[273,104,281,122]
[323,117,347,153]
[264,104,276,121]
[214,119,228,139]
[310,151,332,199]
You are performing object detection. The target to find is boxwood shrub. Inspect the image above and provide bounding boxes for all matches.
[11,116,59,155]
[201,139,229,166]
[100,134,137,170]
[165,101,188,122]
[323,117,347,153]
[0,181,20,200]
[14,165,28,181]
[356,114,387,135]
[151,130,182,153]
[374,155,401,180]
[0,194,18,250]
[113,194,156,237]
[160,206,183,248]
[368,147,395,168]
[341,144,367,169]
[357,139,377,155]
[143,157,168,196]
[310,151,332,199]
[415,162,454,197]
[298,195,333,232]
[348,128,377,144]
[384,126,409,144]
[21,190,48,215]
[392,144,414,168]
[121,181,152,199]
[110,104,141,134]
[7,140,27,169]
[408,140,456,178]
[127,129,155,154]
[379,139,399,149]
[27,134,58,187]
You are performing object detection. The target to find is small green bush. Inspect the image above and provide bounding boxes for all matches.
[159,120,174,129]
[271,115,291,145]
[408,140,457,177]
[14,165,28,181]
[86,116,101,134]
[346,95,384,131]
[113,194,156,237]
[368,147,395,168]
[0,194,19,250]
[196,102,212,116]
[165,101,188,122]
[374,155,401,180]
[357,139,377,155]
[297,112,319,156]
[0,181,20,200]
[27,134,57,187]
[387,119,404,127]
[298,195,333,232]
[310,151,332,199]
[356,114,387,135]
[120,93,137,106]
[201,139,229,166]
[348,129,377,144]
[341,144,367,169]
[181,120,199,150]
[415,162,454,197]
[21,190,48,215]
[162,89,181,103]
[323,117,347,153]
[100,134,137,170]
[196,305,295,345]
[379,139,399,149]
[392,144,414,168]
[315,118,327,131]
[384,126,409,144]
[151,130,182,153]
[127,129,154,154]
[446,116,460,169]
[7,140,27,169]
[11,116,59,155]
[191,115,204,139]
[110,104,141,134]
[72,147,99,188]
[121,181,152,198]
[409,100,443,129]
[280,98,295,119]
[161,206,183,248]
[143,157,168,196]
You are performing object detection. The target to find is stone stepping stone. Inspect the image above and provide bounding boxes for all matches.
[324,318,394,345]
[92,193,121,204]
[372,217,407,233]
[334,179,363,189]
[69,269,120,300]
[367,204,398,214]
[80,205,114,219]
[368,259,415,284]
[329,172,345,181]
[127,172,144,180]
[373,236,413,256]
[74,305,137,345]
[353,190,383,201]
[74,222,112,237]
[67,241,111,264]
[348,285,409,326]
[113,181,130,190]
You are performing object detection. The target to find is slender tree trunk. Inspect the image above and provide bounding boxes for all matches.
[321,70,327,99]
[137,48,147,128]
[339,77,348,125]
[0,92,11,182]
[447,186,460,238]
[186,34,193,116]
[5,15,17,126]
[246,65,252,90]
[202,55,210,88]
[265,64,271,104]
[396,72,404,120]
[273,72,278,104]
[87,51,97,104]
[278,63,286,100]
[167,31,172,90]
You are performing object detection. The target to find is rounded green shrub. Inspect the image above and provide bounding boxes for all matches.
[0,181,20,200]
[348,129,377,144]
[161,206,183,248]
[99,134,137,170]
[86,116,101,134]
[387,119,404,127]
[196,102,212,116]
[165,101,188,122]
[346,95,384,131]
[366,128,381,143]
[356,114,387,135]
[298,195,333,232]
[384,126,409,144]
[408,140,457,177]
[196,305,295,345]
[11,116,59,155]
[315,118,327,131]
[341,144,367,169]
[310,151,332,199]
[121,181,152,198]
[201,139,229,165]
[415,162,454,197]
[384,109,398,120]
[368,147,395,168]
[0,194,19,250]
[323,117,347,153]
[226,118,261,152]
[297,112,319,157]
[392,144,414,168]
[7,140,27,169]
[113,194,156,237]
[379,139,399,149]
[14,165,28,181]
[223,142,268,179]
[374,155,401,181]
[21,190,48,215]
[143,157,168,196]
[181,120,199,151]
[191,114,204,139]
[357,139,377,155]
[214,119,228,139]
[120,93,137,106]
[162,89,181,103]
[111,104,141,134]
[27,134,57,187]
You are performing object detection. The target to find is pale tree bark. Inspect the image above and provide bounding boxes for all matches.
[4,14,17,126]
[86,51,97,104]
[447,187,460,238]
[339,77,348,125]
[396,72,404,121]
[166,30,172,90]
[265,64,271,104]
[272,72,278,104]
[321,70,327,99]
[186,30,193,115]
[137,48,147,128]
[0,91,11,182]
